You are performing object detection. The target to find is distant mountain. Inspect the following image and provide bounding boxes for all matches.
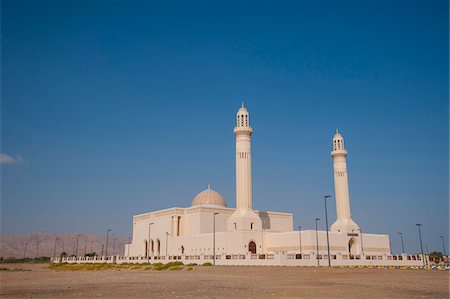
[0,231,128,258]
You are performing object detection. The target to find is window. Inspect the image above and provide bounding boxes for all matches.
[234,223,237,230]
[250,223,254,230]
[245,115,248,126]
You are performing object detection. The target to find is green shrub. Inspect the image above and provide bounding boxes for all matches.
[169,266,183,271]
[186,267,193,271]
[186,263,197,266]
[202,262,212,266]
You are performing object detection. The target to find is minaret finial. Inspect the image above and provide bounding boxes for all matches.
[207,183,211,189]
[242,100,244,108]
[335,128,339,134]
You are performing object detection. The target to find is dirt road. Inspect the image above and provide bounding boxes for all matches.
[1,263,448,298]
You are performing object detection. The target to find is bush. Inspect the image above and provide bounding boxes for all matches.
[202,262,212,266]
[186,267,193,271]
[186,263,197,266]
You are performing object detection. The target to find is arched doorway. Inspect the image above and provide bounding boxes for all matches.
[248,241,256,254]
[348,238,358,255]
[157,239,161,257]
[151,240,154,256]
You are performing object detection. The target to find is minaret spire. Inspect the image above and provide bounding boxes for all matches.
[227,103,262,232]
[330,129,360,233]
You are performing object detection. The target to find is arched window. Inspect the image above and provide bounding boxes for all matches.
[245,115,248,126]
[241,114,244,126]
[237,115,240,127]
[151,240,154,255]
[250,223,254,230]
[334,140,336,150]
[145,240,148,258]
[157,239,161,256]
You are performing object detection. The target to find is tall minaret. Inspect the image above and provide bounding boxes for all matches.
[227,103,262,231]
[330,129,360,233]
[234,102,253,209]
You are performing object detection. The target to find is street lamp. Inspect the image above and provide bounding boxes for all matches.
[298,226,302,257]
[53,238,60,257]
[112,238,117,256]
[24,243,29,259]
[128,237,132,257]
[398,232,405,254]
[105,229,112,257]
[315,218,320,267]
[213,213,219,265]
[148,223,154,263]
[324,195,332,267]
[165,232,169,258]
[36,240,42,258]
[416,224,425,267]
[440,235,447,256]
[358,228,364,256]
[75,234,81,257]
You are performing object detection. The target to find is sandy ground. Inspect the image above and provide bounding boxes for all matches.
[0,263,448,298]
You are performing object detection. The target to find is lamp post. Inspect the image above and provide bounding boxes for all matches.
[24,243,29,259]
[298,226,302,257]
[148,223,154,263]
[398,232,405,254]
[75,234,81,257]
[53,238,59,257]
[36,240,42,258]
[358,228,364,256]
[61,239,65,256]
[416,224,425,267]
[324,195,332,267]
[165,232,169,258]
[440,235,447,256]
[101,244,104,256]
[213,212,219,265]
[315,218,320,267]
[128,237,132,257]
[105,229,112,257]
[112,238,117,256]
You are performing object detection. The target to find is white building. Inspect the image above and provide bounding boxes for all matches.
[119,104,425,266]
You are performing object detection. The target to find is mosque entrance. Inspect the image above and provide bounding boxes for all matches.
[348,238,358,256]
[248,241,256,254]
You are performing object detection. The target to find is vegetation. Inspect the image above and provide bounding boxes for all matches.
[202,262,212,266]
[47,261,188,271]
[0,257,50,264]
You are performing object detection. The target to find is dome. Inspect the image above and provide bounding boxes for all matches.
[191,184,227,207]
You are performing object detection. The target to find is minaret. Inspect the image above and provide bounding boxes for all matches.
[330,129,360,233]
[227,103,262,231]
[234,102,253,209]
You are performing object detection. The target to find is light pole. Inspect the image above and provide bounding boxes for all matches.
[105,229,112,257]
[61,239,65,256]
[24,243,29,259]
[36,240,42,258]
[101,244,104,256]
[128,237,132,257]
[416,224,425,266]
[148,223,154,263]
[53,238,59,257]
[358,228,364,256]
[298,226,302,257]
[213,212,219,265]
[112,238,117,256]
[439,235,446,256]
[165,232,169,258]
[324,195,332,267]
[398,232,405,254]
[315,218,320,267]
[75,234,81,257]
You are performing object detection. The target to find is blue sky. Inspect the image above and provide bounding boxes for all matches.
[1,0,448,254]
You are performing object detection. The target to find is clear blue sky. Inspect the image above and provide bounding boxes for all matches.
[1,0,448,254]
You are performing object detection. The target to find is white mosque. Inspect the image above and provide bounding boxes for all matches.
[117,103,425,266]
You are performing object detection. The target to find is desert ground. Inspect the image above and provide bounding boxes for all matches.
[0,263,448,298]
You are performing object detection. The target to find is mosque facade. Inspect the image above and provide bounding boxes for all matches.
[119,104,425,266]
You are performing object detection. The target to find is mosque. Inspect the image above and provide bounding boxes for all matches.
[121,104,425,266]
